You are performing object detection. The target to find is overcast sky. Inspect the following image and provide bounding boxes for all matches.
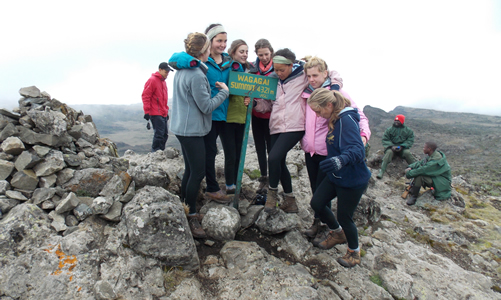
[1,0,500,116]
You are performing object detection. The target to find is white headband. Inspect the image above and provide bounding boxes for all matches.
[206,25,226,41]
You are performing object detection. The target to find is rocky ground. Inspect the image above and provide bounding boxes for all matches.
[0,86,500,299]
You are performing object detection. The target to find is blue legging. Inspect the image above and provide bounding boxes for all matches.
[310,177,367,250]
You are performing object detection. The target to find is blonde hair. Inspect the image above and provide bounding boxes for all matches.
[308,89,351,131]
[303,56,328,73]
[184,32,209,58]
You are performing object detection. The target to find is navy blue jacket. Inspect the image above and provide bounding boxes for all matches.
[326,107,371,189]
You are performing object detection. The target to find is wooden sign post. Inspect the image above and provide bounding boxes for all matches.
[228,72,278,208]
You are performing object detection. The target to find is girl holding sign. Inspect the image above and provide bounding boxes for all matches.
[306,89,371,267]
[169,32,230,238]
[226,39,253,193]
[265,48,307,214]
[248,39,276,193]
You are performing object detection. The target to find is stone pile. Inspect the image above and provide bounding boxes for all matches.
[0,86,132,232]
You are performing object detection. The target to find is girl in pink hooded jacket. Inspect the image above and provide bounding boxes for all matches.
[300,56,371,242]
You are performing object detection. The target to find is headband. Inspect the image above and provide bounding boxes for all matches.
[206,25,226,41]
[201,35,211,54]
[272,55,293,65]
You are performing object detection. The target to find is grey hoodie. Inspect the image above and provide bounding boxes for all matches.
[170,64,229,137]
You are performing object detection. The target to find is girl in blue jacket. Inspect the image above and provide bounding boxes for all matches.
[307,89,371,268]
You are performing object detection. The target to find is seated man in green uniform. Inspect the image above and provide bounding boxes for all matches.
[377,114,416,179]
[404,141,452,205]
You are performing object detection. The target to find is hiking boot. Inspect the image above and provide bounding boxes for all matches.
[305,218,321,238]
[264,188,278,214]
[312,225,329,247]
[318,229,347,250]
[376,169,384,179]
[189,213,205,222]
[337,249,361,268]
[205,190,232,203]
[257,176,268,194]
[188,216,206,239]
[406,185,420,206]
[280,195,298,213]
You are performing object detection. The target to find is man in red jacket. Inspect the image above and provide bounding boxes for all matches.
[142,62,173,152]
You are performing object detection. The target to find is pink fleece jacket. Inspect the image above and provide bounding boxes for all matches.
[301,88,371,157]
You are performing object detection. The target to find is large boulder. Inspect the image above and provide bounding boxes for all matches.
[62,168,114,197]
[255,210,300,235]
[120,186,199,271]
[202,206,241,241]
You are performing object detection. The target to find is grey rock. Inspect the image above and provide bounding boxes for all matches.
[5,190,29,201]
[91,196,114,214]
[202,206,241,241]
[119,180,135,203]
[0,180,10,194]
[41,200,55,210]
[33,150,66,177]
[39,174,57,188]
[80,122,99,144]
[129,164,170,189]
[0,159,15,180]
[27,109,68,137]
[63,168,114,197]
[32,145,51,157]
[19,86,41,98]
[94,280,117,300]
[121,186,200,270]
[255,209,300,235]
[164,147,180,159]
[0,196,20,214]
[56,168,75,186]
[99,171,132,197]
[0,152,14,161]
[10,170,39,191]
[65,214,79,227]
[63,226,79,236]
[19,115,35,128]
[240,205,265,228]
[63,153,82,167]
[68,124,83,140]
[282,230,312,262]
[14,150,41,171]
[55,192,80,214]
[73,203,93,221]
[31,187,56,205]
[76,137,93,148]
[49,210,67,232]
[0,123,18,142]
[0,136,25,155]
[100,201,122,222]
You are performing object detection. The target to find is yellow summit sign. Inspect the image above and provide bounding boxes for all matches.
[228,72,278,100]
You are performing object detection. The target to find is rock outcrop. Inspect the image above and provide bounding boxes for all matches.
[0,86,500,299]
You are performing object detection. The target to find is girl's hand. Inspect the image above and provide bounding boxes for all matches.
[244,97,251,106]
[215,81,229,91]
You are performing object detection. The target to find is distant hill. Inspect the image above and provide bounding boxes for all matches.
[76,103,501,195]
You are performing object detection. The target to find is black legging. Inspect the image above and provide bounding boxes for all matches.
[177,135,205,214]
[203,121,231,192]
[251,115,271,177]
[305,153,330,218]
[224,122,245,185]
[310,177,367,250]
[268,131,305,193]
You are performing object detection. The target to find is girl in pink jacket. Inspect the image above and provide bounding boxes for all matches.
[265,48,308,215]
[300,56,371,243]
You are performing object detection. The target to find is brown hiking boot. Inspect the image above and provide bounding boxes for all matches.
[188,215,206,239]
[337,249,361,268]
[264,188,278,214]
[318,229,347,250]
[312,225,329,247]
[280,195,298,213]
[205,190,232,203]
[256,176,268,193]
[305,218,321,238]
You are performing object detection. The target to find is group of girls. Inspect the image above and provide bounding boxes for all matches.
[168,23,371,268]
